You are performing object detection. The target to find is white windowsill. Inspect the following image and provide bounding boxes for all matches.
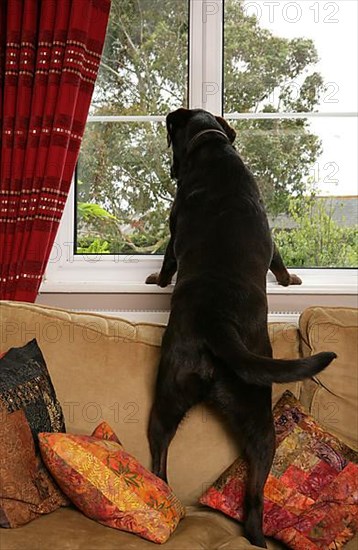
[40,269,357,294]
[40,282,173,293]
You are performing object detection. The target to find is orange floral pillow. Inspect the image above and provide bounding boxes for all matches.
[38,422,185,544]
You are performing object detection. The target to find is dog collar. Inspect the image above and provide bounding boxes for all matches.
[186,129,230,156]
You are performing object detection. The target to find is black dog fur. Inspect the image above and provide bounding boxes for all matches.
[145,108,336,548]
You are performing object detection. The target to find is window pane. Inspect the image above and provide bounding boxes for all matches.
[77,117,357,266]
[224,0,357,268]
[227,116,357,267]
[92,0,189,115]
[75,0,189,255]
[76,121,172,255]
[224,0,357,114]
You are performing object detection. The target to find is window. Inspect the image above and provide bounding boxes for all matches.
[76,0,189,257]
[224,0,357,268]
[43,0,357,295]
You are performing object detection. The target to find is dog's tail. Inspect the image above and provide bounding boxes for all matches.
[208,332,336,386]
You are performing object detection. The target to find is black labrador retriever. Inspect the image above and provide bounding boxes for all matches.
[145,108,336,548]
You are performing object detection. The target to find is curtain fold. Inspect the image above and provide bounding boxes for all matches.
[0,0,111,302]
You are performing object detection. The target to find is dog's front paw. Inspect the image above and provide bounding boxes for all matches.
[277,272,302,286]
[288,273,302,285]
[145,272,160,284]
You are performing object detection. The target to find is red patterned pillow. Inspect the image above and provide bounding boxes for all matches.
[0,408,67,527]
[200,391,358,550]
[39,422,185,544]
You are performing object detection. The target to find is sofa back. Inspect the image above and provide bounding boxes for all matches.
[0,301,356,505]
[299,306,358,451]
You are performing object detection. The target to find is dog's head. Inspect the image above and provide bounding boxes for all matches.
[166,108,236,179]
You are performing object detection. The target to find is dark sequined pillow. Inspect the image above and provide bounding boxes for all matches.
[0,339,65,443]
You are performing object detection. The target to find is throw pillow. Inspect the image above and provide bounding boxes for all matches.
[39,422,185,544]
[200,391,358,550]
[0,339,66,443]
[92,420,123,444]
[0,408,68,527]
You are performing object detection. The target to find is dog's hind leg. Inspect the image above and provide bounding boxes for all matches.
[148,399,185,483]
[148,367,208,483]
[211,380,275,549]
[242,409,275,549]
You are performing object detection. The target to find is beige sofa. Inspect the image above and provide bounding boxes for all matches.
[0,301,357,550]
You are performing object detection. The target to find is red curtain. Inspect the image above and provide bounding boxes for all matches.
[0,0,110,302]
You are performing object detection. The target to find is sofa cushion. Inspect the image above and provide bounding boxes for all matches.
[0,301,302,507]
[39,422,184,543]
[1,506,357,549]
[269,322,302,405]
[200,391,358,550]
[299,307,358,450]
[0,505,289,549]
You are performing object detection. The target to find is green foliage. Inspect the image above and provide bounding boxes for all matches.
[76,238,111,254]
[273,198,358,267]
[76,0,356,267]
[233,118,321,215]
[78,202,116,222]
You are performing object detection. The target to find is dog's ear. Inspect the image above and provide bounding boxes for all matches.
[166,108,191,148]
[215,116,236,144]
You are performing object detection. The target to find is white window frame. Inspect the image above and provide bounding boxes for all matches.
[41,0,357,307]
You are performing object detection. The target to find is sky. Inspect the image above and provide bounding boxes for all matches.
[243,0,358,196]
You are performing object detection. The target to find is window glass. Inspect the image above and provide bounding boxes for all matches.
[76,0,188,254]
[224,0,357,114]
[92,0,189,116]
[224,0,357,267]
[75,0,357,267]
[77,121,171,254]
